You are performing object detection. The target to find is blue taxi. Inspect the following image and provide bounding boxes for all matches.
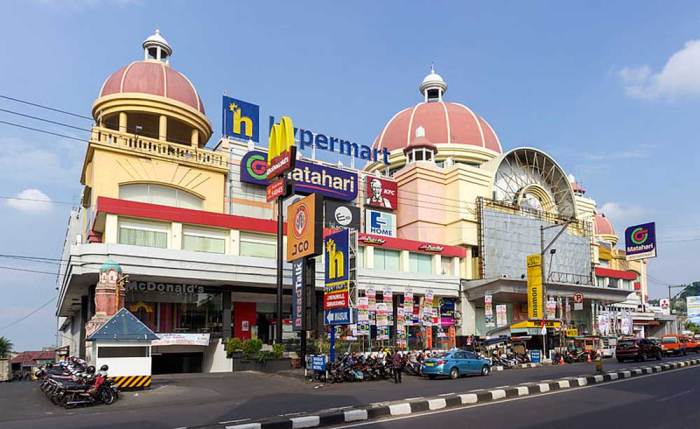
[422,350,491,379]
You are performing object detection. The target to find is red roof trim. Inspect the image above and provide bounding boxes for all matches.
[95,197,465,257]
[595,267,637,281]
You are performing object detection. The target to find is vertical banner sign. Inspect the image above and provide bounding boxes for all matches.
[404,290,414,327]
[357,296,369,335]
[291,260,304,331]
[495,304,507,327]
[367,288,377,326]
[546,299,556,320]
[659,298,671,316]
[484,294,495,327]
[422,290,434,326]
[323,229,351,325]
[526,254,544,319]
[287,194,323,262]
[383,287,393,326]
[625,222,657,261]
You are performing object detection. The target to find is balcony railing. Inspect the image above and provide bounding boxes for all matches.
[90,126,228,170]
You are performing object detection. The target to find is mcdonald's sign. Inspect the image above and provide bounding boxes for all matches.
[267,116,297,179]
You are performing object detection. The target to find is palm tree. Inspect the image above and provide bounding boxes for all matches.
[0,336,13,358]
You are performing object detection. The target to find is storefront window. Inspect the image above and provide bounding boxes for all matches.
[240,232,276,258]
[126,285,223,336]
[183,226,226,254]
[373,248,400,271]
[118,219,168,248]
[409,252,432,273]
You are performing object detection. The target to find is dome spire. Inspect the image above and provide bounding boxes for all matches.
[143,29,172,65]
[419,64,447,102]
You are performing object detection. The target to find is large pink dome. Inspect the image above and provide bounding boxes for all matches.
[373,101,502,153]
[99,61,205,114]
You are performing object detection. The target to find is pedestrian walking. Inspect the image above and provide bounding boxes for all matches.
[392,351,403,384]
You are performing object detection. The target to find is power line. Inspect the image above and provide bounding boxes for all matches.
[0,108,90,132]
[0,265,61,276]
[0,119,87,142]
[0,296,57,332]
[0,195,77,206]
[0,94,92,120]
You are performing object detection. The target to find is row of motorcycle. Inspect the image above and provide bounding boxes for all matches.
[490,352,532,369]
[311,352,431,383]
[36,357,119,408]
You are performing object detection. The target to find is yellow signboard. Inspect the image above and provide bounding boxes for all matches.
[526,254,543,319]
[565,328,579,337]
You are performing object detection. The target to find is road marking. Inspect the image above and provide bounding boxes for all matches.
[537,383,550,392]
[291,416,320,428]
[516,386,529,396]
[437,392,455,397]
[389,403,411,416]
[219,419,250,424]
[557,380,570,389]
[459,393,478,404]
[344,409,368,422]
[225,424,261,429]
[659,389,693,402]
[490,389,506,400]
[327,364,700,429]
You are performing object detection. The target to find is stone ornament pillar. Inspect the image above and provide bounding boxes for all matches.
[86,260,127,337]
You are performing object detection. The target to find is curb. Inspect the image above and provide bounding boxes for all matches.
[210,359,700,429]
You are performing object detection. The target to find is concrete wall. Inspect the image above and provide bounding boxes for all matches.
[202,339,232,373]
[92,341,152,376]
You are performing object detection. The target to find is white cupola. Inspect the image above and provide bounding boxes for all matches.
[143,29,172,64]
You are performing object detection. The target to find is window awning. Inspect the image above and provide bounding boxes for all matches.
[595,267,638,281]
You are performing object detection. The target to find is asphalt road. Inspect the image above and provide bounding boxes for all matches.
[0,354,696,429]
[344,364,700,429]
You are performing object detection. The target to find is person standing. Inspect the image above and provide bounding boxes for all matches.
[392,351,403,384]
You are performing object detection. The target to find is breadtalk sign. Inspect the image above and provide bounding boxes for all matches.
[286,193,322,261]
[526,254,543,320]
[267,116,296,179]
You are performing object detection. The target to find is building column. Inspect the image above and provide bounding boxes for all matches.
[159,115,167,141]
[458,297,476,336]
[400,250,409,272]
[191,128,200,148]
[433,254,441,274]
[365,245,374,269]
[104,214,118,244]
[452,256,460,277]
[222,292,232,339]
[118,112,127,133]
[229,229,240,255]
[463,247,473,279]
[171,222,182,250]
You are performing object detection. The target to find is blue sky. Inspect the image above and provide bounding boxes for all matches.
[2,0,700,350]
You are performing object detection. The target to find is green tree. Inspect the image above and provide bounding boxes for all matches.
[0,336,13,358]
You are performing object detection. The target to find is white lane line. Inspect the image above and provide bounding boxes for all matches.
[225,424,261,429]
[219,419,251,424]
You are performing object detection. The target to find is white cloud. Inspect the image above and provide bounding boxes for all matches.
[619,40,700,99]
[599,202,645,226]
[6,189,53,214]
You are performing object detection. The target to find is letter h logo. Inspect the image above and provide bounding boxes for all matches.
[223,96,259,143]
[326,238,344,281]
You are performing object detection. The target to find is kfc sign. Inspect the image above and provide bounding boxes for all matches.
[365,177,397,210]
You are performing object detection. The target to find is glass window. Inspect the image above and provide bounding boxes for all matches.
[118,220,168,248]
[183,234,225,254]
[409,253,432,273]
[415,150,424,161]
[441,257,453,275]
[608,278,619,289]
[374,248,400,271]
[98,346,150,358]
[240,232,276,258]
[119,183,203,210]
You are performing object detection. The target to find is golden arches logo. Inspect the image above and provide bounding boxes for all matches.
[267,116,296,178]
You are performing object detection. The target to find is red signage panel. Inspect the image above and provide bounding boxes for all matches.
[365,177,398,210]
[266,178,286,202]
[324,290,349,310]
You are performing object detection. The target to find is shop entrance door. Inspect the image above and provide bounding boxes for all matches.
[152,352,203,374]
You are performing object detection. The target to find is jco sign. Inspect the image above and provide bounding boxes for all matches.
[286,193,323,262]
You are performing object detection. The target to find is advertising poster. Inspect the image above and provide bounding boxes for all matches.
[687,296,700,324]
[484,294,495,327]
[422,291,434,326]
[546,299,556,320]
[376,302,389,327]
[367,288,376,325]
[365,209,397,237]
[222,96,260,142]
[440,299,455,326]
[495,304,507,327]
[324,200,361,231]
[365,177,398,210]
[660,298,671,316]
[356,322,370,336]
[377,326,390,341]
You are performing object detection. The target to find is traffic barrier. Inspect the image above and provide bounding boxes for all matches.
[110,375,151,389]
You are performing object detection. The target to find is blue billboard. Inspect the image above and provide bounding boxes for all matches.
[223,96,260,143]
[624,222,657,261]
[239,150,358,201]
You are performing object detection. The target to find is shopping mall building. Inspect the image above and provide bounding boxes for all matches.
[56,31,652,373]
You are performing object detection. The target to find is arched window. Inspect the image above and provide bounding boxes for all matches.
[119,183,203,209]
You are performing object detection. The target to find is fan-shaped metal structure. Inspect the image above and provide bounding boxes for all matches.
[492,148,576,218]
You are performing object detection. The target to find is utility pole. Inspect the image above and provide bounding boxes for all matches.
[540,220,575,360]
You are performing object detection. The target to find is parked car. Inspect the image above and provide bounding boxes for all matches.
[615,338,662,362]
[422,350,491,379]
[660,335,688,356]
[682,335,700,353]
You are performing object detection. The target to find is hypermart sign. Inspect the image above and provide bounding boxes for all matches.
[365,209,396,237]
[240,150,357,201]
[221,95,389,165]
